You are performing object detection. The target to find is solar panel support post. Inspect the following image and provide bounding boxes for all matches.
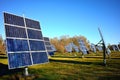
[98,28,106,66]
[24,67,29,76]
[102,42,106,66]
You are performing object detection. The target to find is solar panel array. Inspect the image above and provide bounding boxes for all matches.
[43,37,55,56]
[90,43,96,53]
[78,39,88,54]
[4,12,49,69]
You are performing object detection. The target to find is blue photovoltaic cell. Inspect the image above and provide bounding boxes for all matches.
[112,45,116,51]
[48,52,54,56]
[27,29,43,39]
[7,39,29,52]
[5,25,27,38]
[25,18,41,29]
[32,52,49,64]
[4,13,25,26]
[8,53,32,69]
[73,46,79,52]
[29,40,45,51]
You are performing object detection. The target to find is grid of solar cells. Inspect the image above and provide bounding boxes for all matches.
[78,40,88,54]
[4,12,25,26]
[44,37,55,56]
[4,12,49,69]
[25,18,41,29]
[5,25,27,38]
[65,43,72,53]
[90,43,96,53]
[27,29,43,39]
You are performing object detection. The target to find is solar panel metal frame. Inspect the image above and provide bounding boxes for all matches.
[4,12,49,69]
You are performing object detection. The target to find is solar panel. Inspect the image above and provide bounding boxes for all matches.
[51,44,56,51]
[112,45,120,51]
[78,39,88,54]
[96,46,103,51]
[43,37,55,56]
[4,12,49,69]
[71,43,79,52]
[65,43,72,53]
[90,43,96,53]
[106,48,111,54]
[116,45,120,51]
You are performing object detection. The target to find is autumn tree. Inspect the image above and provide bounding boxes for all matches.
[0,35,5,54]
[50,35,90,53]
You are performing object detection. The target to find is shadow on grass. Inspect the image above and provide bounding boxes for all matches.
[0,56,7,59]
[0,63,24,76]
[52,56,80,58]
[98,76,120,80]
[49,59,103,66]
[52,55,105,59]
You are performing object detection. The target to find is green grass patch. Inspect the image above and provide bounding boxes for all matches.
[0,52,120,80]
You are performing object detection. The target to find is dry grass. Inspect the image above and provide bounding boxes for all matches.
[0,51,120,80]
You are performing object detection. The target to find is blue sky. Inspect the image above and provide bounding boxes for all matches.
[0,0,120,45]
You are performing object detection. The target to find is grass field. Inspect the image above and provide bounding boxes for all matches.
[0,51,120,80]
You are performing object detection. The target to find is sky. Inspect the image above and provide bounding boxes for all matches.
[0,0,120,45]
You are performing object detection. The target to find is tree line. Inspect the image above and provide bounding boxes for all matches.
[50,35,90,53]
[0,35,5,54]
